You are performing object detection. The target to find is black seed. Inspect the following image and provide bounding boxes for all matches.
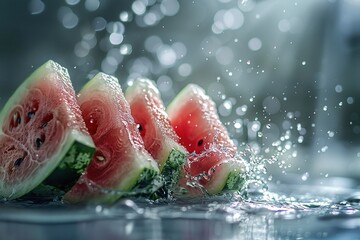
[137,124,143,131]
[197,139,203,146]
[27,111,35,119]
[35,138,44,149]
[14,157,24,167]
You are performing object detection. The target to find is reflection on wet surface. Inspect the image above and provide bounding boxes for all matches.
[1,177,360,239]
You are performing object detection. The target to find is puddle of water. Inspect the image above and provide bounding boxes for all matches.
[1,178,360,240]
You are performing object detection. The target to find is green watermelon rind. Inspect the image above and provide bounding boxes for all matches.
[167,84,248,195]
[23,133,95,199]
[0,60,95,200]
[179,160,248,196]
[212,161,248,193]
[149,147,186,199]
[87,165,160,204]
[161,147,186,187]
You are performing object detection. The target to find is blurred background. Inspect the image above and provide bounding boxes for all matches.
[0,0,360,183]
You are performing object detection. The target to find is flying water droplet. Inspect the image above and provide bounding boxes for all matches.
[301,172,309,181]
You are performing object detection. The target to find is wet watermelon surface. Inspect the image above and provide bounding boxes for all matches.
[1,80,65,185]
[64,74,159,203]
[0,71,86,190]
[168,85,239,180]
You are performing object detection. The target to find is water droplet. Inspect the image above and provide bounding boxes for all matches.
[160,0,180,17]
[327,131,334,138]
[157,75,173,92]
[278,19,290,32]
[321,146,328,153]
[29,0,45,15]
[120,44,133,55]
[233,119,242,129]
[58,7,79,29]
[92,17,107,31]
[132,0,146,15]
[157,45,177,66]
[250,121,261,132]
[95,205,103,213]
[109,33,124,45]
[335,84,343,93]
[262,96,281,115]
[66,0,80,5]
[219,100,233,117]
[85,0,100,12]
[347,97,354,104]
[248,37,262,51]
[301,172,309,181]
[178,63,192,77]
[216,46,234,65]
[119,11,133,22]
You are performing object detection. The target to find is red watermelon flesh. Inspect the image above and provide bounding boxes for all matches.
[0,60,95,199]
[125,79,187,195]
[64,73,160,203]
[167,84,247,195]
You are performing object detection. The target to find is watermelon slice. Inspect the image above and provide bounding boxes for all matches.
[167,84,247,195]
[64,73,160,203]
[0,60,95,200]
[125,78,187,192]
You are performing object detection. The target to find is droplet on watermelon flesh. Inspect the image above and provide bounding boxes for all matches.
[64,73,160,204]
[0,60,95,200]
[167,84,248,196]
[125,78,187,198]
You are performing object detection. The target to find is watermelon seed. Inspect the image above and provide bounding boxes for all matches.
[35,138,43,149]
[11,111,21,127]
[137,123,143,131]
[27,111,35,119]
[96,155,105,161]
[197,139,203,146]
[35,133,45,149]
[14,157,24,167]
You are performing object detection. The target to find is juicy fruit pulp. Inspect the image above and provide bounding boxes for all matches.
[125,79,186,191]
[64,73,160,203]
[167,84,247,195]
[0,60,95,199]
